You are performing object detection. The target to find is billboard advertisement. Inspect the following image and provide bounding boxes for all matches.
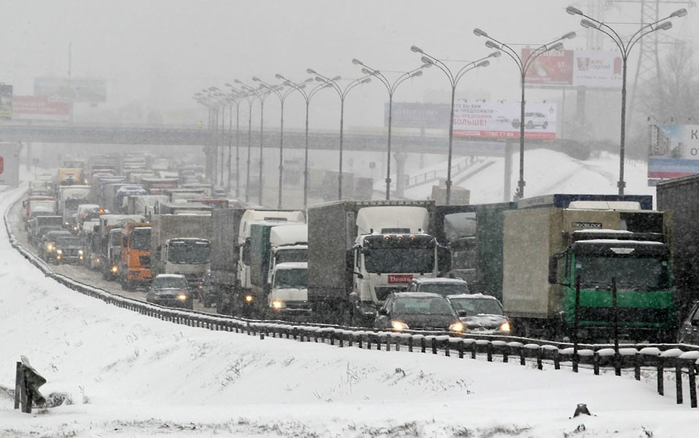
[0,142,22,186]
[35,77,106,103]
[452,100,557,140]
[522,49,623,90]
[0,84,13,120]
[12,96,70,121]
[648,124,699,183]
[385,102,450,129]
[523,49,574,86]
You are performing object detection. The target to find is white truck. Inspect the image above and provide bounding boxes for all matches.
[308,200,444,326]
[151,214,213,287]
[268,261,308,317]
[57,185,92,230]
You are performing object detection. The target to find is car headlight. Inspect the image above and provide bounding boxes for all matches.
[391,320,409,332]
[449,321,465,333]
[244,294,254,303]
[78,249,84,255]
[499,321,512,334]
[111,265,119,273]
[271,300,284,310]
[56,249,63,254]
[177,293,188,301]
[47,244,54,251]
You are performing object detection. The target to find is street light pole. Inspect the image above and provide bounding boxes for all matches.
[228,83,255,203]
[276,74,329,210]
[566,5,687,195]
[410,46,498,205]
[221,89,244,197]
[473,28,576,200]
[351,59,430,201]
[235,79,276,206]
[306,69,371,200]
[254,77,296,209]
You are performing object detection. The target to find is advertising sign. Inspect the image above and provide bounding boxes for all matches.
[386,102,450,129]
[572,50,622,88]
[35,77,106,103]
[648,124,699,183]
[522,49,623,90]
[0,84,13,120]
[0,142,22,186]
[452,100,557,140]
[12,96,70,121]
[523,49,574,86]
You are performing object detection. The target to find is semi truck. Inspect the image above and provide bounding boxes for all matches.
[94,214,145,279]
[57,185,91,230]
[657,175,699,322]
[501,194,674,342]
[119,222,153,291]
[210,208,306,316]
[150,214,213,287]
[307,200,445,326]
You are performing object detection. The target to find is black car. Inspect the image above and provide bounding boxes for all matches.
[54,235,85,264]
[146,274,194,310]
[447,293,512,335]
[374,292,465,333]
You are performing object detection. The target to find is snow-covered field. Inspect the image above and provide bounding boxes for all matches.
[1,153,696,437]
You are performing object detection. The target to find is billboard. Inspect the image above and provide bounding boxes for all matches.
[385,102,450,129]
[523,49,623,90]
[34,77,106,103]
[12,96,70,121]
[648,124,699,183]
[452,100,557,140]
[0,142,22,186]
[0,84,13,120]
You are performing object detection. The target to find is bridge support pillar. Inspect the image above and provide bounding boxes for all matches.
[394,151,408,198]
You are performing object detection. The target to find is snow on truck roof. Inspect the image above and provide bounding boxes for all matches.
[274,262,307,270]
[356,206,429,235]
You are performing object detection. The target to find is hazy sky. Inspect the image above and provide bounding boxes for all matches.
[0,0,695,129]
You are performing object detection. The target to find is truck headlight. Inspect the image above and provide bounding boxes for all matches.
[78,249,84,255]
[47,244,54,251]
[111,265,119,273]
[391,320,409,332]
[271,300,284,310]
[499,321,512,334]
[244,294,254,304]
[449,321,465,333]
[56,249,63,254]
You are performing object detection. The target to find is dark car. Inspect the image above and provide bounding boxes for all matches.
[447,293,512,335]
[406,277,470,297]
[678,301,699,345]
[374,292,465,333]
[54,235,85,264]
[39,230,72,262]
[146,274,194,310]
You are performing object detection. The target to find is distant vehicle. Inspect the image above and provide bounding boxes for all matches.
[406,278,470,297]
[53,235,85,264]
[39,230,72,262]
[374,292,465,333]
[511,112,549,129]
[146,274,194,309]
[678,301,699,345]
[447,294,512,335]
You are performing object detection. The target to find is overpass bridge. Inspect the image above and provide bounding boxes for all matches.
[0,123,507,156]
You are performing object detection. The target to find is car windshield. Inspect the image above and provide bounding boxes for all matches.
[392,297,455,316]
[450,297,503,316]
[56,236,82,247]
[417,283,469,296]
[153,276,188,289]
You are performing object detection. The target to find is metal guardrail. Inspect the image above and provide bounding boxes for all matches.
[4,193,699,408]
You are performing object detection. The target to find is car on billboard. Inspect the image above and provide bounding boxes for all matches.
[511,112,549,130]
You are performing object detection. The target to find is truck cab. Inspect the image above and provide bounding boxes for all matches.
[268,262,310,316]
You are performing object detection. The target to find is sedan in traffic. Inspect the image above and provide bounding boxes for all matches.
[374,292,465,333]
[146,274,194,310]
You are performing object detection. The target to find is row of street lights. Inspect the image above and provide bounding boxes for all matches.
[195,5,686,206]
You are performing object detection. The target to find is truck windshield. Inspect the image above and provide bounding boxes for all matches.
[130,228,151,250]
[168,240,211,264]
[276,248,308,264]
[364,247,435,274]
[274,268,307,289]
[575,255,670,290]
[56,236,82,247]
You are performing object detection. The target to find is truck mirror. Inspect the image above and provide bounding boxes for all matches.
[548,256,558,284]
[458,310,468,318]
[378,308,388,316]
[242,241,251,265]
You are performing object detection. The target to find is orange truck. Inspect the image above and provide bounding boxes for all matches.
[119,222,153,291]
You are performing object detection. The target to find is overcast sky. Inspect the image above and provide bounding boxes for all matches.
[0,0,695,129]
